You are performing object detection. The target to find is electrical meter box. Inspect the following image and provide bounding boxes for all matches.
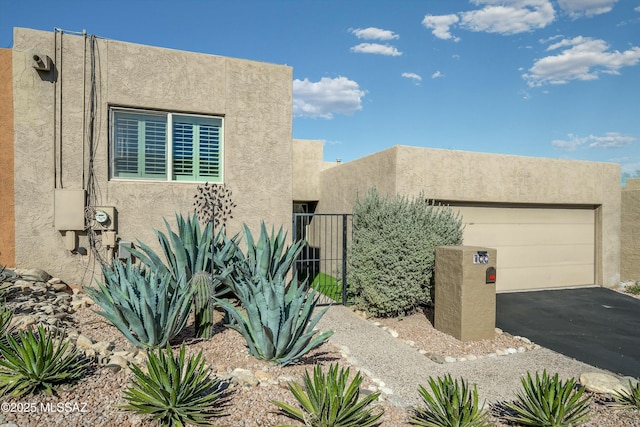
[91,207,116,231]
[434,246,497,342]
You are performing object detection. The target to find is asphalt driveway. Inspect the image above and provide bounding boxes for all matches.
[496,287,640,378]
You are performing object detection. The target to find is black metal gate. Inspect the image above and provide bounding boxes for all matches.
[292,213,352,305]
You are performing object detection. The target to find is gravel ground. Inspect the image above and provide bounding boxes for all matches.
[1,295,640,426]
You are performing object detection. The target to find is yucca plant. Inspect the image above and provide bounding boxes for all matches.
[411,374,492,427]
[504,371,591,427]
[272,363,383,427]
[85,260,194,349]
[216,275,333,366]
[0,325,87,397]
[120,344,225,427]
[612,379,640,410]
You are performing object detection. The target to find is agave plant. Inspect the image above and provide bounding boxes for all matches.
[216,274,333,366]
[0,325,87,397]
[504,371,591,427]
[123,212,240,336]
[121,344,225,427]
[232,221,305,284]
[125,213,240,284]
[272,363,383,427]
[612,379,640,410]
[85,260,193,349]
[411,374,492,427]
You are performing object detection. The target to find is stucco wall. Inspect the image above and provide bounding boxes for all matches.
[315,147,399,214]
[12,28,293,284]
[292,139,323,201]
[621,178,640,281]
[318,145,621,287]
[0,49,14,267]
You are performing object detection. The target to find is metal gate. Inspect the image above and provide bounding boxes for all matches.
[292,213,352,305]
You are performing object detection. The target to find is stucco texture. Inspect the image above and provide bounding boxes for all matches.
[621,178,640,281]
[318,145,621,287]
[12,28,293,284]
[292,139,324,201]
[0,49,14,267]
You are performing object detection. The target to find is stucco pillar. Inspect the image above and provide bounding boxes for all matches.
[434,246,497,342]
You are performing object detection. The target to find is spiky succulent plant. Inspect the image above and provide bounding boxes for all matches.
[217,274,333,366]
[411,374,492,427]
[86,260,193,349]
[504,371,591,427]
[272,363,383,427]
[611,379,640,410]
[0,325,88,397]
[120,344,225,426]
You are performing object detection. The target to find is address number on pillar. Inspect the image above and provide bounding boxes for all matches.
[473,251,489,264]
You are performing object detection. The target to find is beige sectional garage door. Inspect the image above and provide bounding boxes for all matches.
[453,206,595,292]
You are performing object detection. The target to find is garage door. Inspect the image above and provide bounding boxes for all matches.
[453,205,595,292]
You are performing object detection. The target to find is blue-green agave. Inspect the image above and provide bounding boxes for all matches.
[86,261,193,349]
[217,275,333,366]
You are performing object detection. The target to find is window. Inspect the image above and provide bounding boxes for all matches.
[110,108,223,182]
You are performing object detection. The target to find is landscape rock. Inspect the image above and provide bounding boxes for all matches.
[232,368,259,387]
[76,334,94,349]
[14,269,51,282]
[580,372,628,394]
[107,355,129,370]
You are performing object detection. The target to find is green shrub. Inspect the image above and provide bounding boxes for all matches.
[411,374,492,427]
[272,363,383,427]
[216,275,333,366]
[612,379,640,410]
[0,325,88,397]
[348,188,463,317]
[121,344,225,427]
[86,261,193,349]
[625,282,640,295]
[504,371,591,427]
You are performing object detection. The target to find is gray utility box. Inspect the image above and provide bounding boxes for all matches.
[434,246,497,342]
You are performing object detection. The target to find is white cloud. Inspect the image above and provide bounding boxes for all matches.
[636,6,640,12]
[423,1,554,40]
[552,133,587,151]
[350,27,399,40]
[552,132,636,151]
[422,14,460,40]
[460,0,555,35]
[432,71,444,78]
[557,0,618,18]
[350,43,402,56]
[524,37,640,86]
[588,132,636,149]
[293,76,366,119]
[402,72,422,81]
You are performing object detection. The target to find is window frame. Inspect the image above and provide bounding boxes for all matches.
[109,107,224,183]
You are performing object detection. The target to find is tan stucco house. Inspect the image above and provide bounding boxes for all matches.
[0,27,630,291]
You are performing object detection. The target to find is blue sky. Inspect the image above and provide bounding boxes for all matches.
[2,0,639,179]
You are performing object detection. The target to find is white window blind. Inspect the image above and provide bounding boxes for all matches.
[111,109,223,182]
